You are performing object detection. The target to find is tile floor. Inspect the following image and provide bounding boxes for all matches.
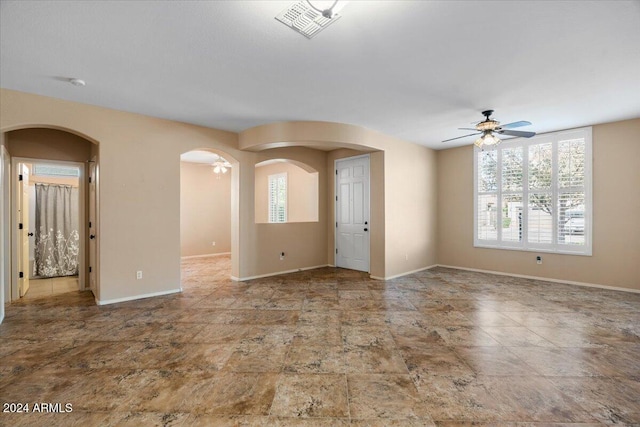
[22,276,79,300]
[1,255,639,426]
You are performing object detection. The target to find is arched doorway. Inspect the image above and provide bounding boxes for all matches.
[1,127,99,311]
[179,149,239,286]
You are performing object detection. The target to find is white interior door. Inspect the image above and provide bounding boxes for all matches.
[89,159,97,293]
[335,155,370,272]
[17,163,30,297]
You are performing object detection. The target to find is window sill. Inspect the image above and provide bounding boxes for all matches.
[474,243,592,257]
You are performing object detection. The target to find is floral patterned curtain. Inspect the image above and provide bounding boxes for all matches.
[34,184,79,277]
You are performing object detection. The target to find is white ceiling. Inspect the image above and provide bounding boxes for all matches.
[1,1,639,150]
[180,150,221,164]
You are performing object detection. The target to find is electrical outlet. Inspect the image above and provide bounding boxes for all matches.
[536,256,542,265]
[280,252,285,260]
[212,241,216,246]
[136,270,143,279]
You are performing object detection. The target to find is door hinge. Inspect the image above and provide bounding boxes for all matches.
[336,222,338,228]
[89,221,92,228]
[336,248,338,254]
[335,170,338,175]
[18,174,23,181]
[18,223,23,230]
[89,176,92,183]
[19,271,24,278]
[89,266,92,273]
[336,196,338,201]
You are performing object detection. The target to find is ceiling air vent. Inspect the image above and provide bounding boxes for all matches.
[275,1,342,39]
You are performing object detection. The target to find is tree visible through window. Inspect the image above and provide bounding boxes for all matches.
[474,127,592,255]
[268,172,287,223]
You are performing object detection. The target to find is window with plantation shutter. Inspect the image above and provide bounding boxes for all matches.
[268,172,287,223]
[474,127,592,255]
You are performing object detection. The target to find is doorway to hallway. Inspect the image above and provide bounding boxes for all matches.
[13,160,83,300]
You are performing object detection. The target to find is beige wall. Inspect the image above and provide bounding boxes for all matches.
[241,121,439,280]
[6,128,92,162]
[0,91,341,300]
[1,89,243,303]
[437,118,640,291]
[246,147,329,278]
[180,162,231,257]
[8,88,634,305]
[255,161,319,224]
[383,142,438,278]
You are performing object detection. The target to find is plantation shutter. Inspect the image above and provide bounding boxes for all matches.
[268,173,287,223]
[474,127,591,255]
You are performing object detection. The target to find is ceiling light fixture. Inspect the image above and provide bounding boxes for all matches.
[212,158,231,178]
[275,0,348,39]
[474,131,501,148]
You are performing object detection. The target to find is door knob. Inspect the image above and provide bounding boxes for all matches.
[364,228,368,232]
[90,234,96,239]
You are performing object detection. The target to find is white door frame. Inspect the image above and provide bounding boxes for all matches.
[88,156,99,300]
[334,153,371,272]
[17,163,30,298]
[11,157,86,300]
[0,145,10,322]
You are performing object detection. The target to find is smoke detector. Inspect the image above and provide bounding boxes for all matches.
[69,78,86,87]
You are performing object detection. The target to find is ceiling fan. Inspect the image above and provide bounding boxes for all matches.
[443,110,536,148]
[212,158,231,175]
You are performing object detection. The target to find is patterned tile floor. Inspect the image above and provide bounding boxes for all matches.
[1,256,639,426]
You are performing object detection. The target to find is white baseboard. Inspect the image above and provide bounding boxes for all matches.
[370,264,438,281]
[181,252,230,260]
[96,288,182,305]
[436,264,640,294]
[232,264,330,282]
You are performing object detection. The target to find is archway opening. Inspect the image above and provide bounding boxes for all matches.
[179,149,237,287]
[1,127,99,308]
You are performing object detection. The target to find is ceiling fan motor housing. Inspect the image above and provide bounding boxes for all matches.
[477,120,499,131]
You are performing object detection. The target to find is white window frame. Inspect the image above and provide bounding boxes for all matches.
[473,127,592,256]
[268,172,287,223]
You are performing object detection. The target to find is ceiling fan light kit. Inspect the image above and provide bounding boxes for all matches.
[212,159,231,176]
[475,132,501,148]
[443,109,536,149]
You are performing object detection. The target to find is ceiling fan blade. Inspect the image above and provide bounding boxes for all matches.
[458,127,478,131]
[442,132,481,143]
[497,130,536,138]
[499,120,531,129]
